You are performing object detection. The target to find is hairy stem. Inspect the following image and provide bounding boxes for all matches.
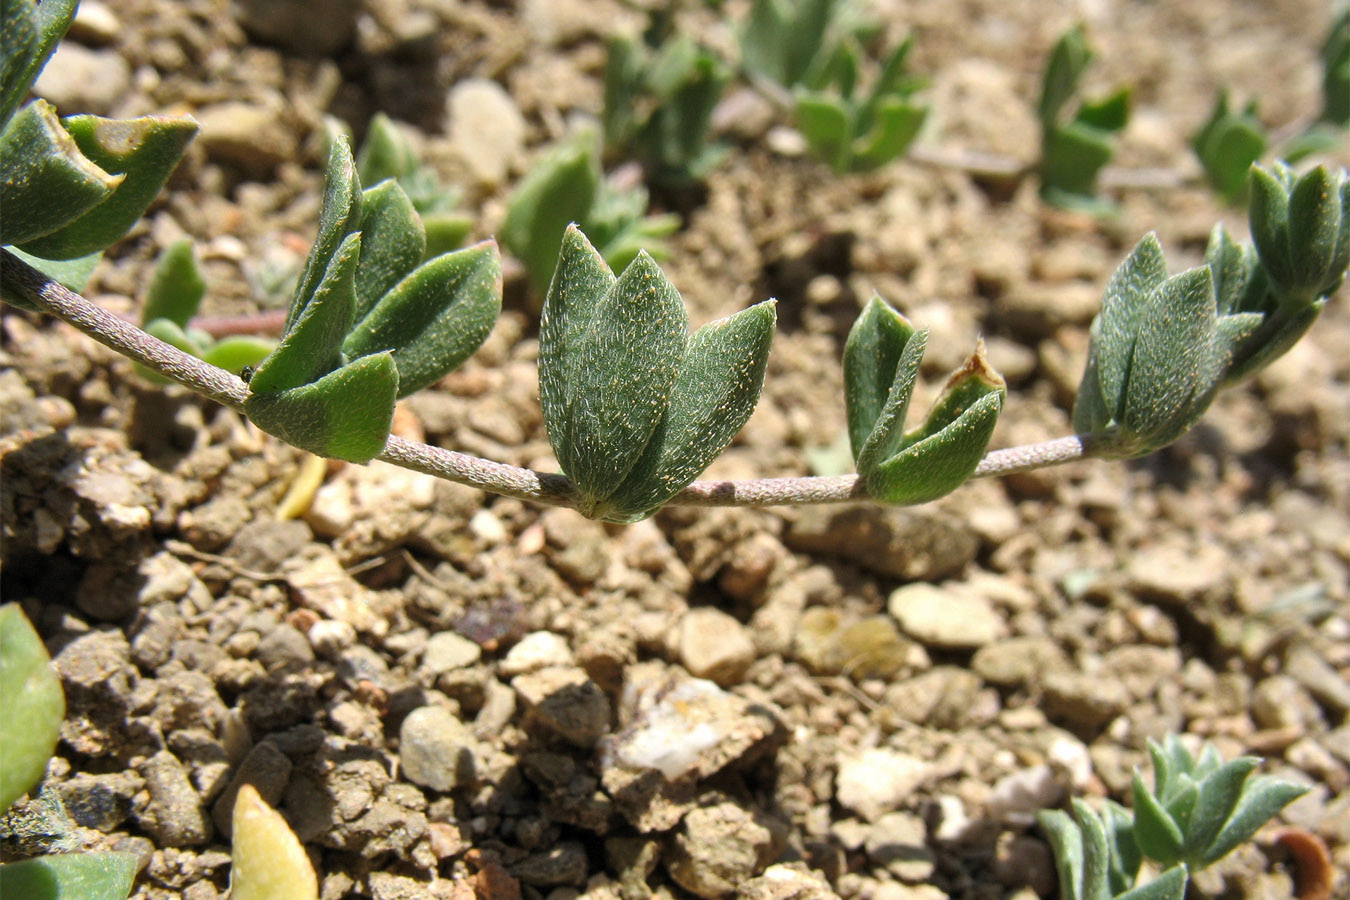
[2,249,1091,511]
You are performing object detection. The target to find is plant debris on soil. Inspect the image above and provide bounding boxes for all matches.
[2,1,1348,900]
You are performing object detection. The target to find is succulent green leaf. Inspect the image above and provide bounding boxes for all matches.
[0,0,77,129]
[249,232,361,395]
[597,300,777,521]
[15,113,198,260]
[1071,331,1111,435]
[1248,164,1294,292]
[1096,233,1168,418]
[1038,809,1085,900]
[1115,866,1187,900]
[795,92,853,169]
[1222,298,1324,386]
[503,130,600,297]
[1077,86,1131,131]
[355,112,419,187]
[0,100,120,247]
[549,248,688,509]
[1131,770,1185,864]
[1040,121,1114,207]
[142,239,206,328]
[1119,266,1216,445]
[863,353,1004,505]
[1069,800,1111,900]
[851,98,927,171]
[243,351,397,463]
[201,336,274,377]
[1204,225,1257,317]
[289,131,361,330]
[844,294,922,462]
[0,851,139,900]
[1181,756,1259,861]
[1038,25,1092,124]
[740,0,838,89]
[1193,93,1266,203]
[1101,800,1142,894]
[1161,776,1199,845]
[422,212,474,258]
[1199,776,1308,867]
[0,603,65,812]
[354,179,426,322]
[540,226,614,476]
[1286,165,1347,297]
[343,240,501,398]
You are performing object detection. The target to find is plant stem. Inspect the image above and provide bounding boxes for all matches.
[2,249,1091,512]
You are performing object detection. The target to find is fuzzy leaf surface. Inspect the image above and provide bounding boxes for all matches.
[16,113,197,260]
[1095,233,1168,419]
[1131,771,1185,864]
[289,132,361,329]
[1038,810,1085,900]
[1200,776,1308,866]
[598,300,776,521]
[249,232,361,394]
[0,603,65,812]
[353,179,426,322]
[142,239,205,327]
[0,100,119,247]
[843,294,921,461]
[355,112,418,186]
[1116,867,1187,900]
[343,240,501,397]
[1182,756,1259,861]
[0,852,139,900]
[0,0,77,128]
[243,352,397,463]
[552,250,688,507]
[1069,799,1110,900]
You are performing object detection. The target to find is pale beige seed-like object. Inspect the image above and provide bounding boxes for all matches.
[230,783,317,900]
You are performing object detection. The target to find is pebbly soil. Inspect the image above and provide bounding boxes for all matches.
[2,1,1348,899]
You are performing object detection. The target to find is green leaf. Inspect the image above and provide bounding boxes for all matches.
[0,851,139,900]
[597,300,776,521]
[1199,776,1308,867]
[1131,770,1185,865]
[422,212,473,258]
[0,100,119,247]
[1319,7,1349,126]
[142,239,206,328]
[862,344,1004,504]
[353,179,426,322]
[851,98,926,171]
[1193,93,1266,203]
[1222,298,1324,386]
[1078,86,1131,131]
[1070,799,1111,900]
[355,112,419,186]
[1101,800,1142,894]
[1096,233,1168,419]
[250,232,361,394]
[1038,809,1085,900]
[243,352,398,463]
[1038,24,1092,124]
[1119,266,1217,447]
[502,130,600,296]
[1248,163,1294,293]
[0,603,64,812]
[1286,165,1347,298]
[1182,756,1259,862]
[1115,866,1187,900]
[289,130,361,330]
[230,784,317,900]
[843,294,923,461]
[0,0,78,130]
[1040,120,1115,206]
[545,245,688,510]
[15,113,198,260]
[343,240,501,397]
[795,92,854,170]
[1071,330,1111,434]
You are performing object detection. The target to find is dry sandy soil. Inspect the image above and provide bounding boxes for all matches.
[2,1,1348,899]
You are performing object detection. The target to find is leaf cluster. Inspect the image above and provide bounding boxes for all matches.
[602,27,731,186]
[134,240,274,383]
[0,0,195,305]
[241,129,502,462]
[354,113,474,259]
[739,0,877,91]
[793,34,929,173]
[503,128,680,298]
[1073,162,1348,459]
[1036,24,1130,212]
[1039,736,1308,900]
